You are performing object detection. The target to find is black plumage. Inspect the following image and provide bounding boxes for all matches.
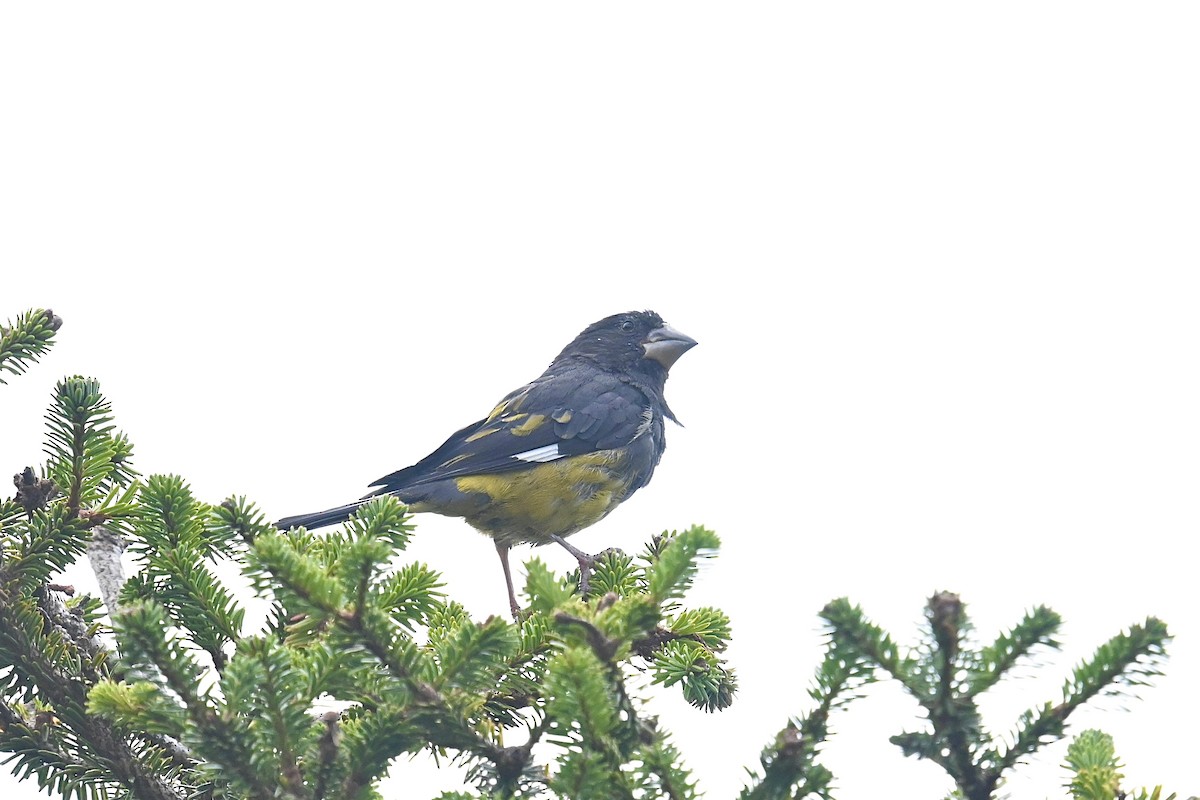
[277,310,696,617]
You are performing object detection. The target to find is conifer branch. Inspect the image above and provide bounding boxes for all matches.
[968,605,1060,696]
[1064,729,1124,800]
[994,617,1169,776]
[1,504,93,591]
[44,377,118,517]
[311,711,342,800]
[816,596,1171,800]
[0,699,95,797]
[247,640,308,798]
[114,602,273,798]
[739,628,873,800]
[0,588,185,800]
[920,593,987,796]
[34,585,111,687]
[820,596,919,694]
[0,308,61,384]
[555,611,621,662]
[639,733,698,800]
[1062,728,1181,800]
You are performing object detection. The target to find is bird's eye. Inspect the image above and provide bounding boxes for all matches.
[620,320,635,332]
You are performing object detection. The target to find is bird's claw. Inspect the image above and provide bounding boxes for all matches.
[576,553,595,597]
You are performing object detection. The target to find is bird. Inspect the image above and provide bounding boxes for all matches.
[276,310,697,618]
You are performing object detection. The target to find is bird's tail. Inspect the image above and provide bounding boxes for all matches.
[276,498,374,531]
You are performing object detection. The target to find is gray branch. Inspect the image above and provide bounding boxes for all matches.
[87,526,127,615]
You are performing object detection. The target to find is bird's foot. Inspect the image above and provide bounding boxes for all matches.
[576,552,595,597]
[576,549,626,598]
[551,534,597,599]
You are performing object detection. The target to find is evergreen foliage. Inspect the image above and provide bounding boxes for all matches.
[0,309,1183,799]
[0,309,62,384]
[741,594,1172,800]
[1062,729,1181,800]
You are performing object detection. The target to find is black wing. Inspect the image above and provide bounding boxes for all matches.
[370,363,653,492]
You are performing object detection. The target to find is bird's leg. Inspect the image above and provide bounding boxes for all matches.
[495,542,521,620]
[551,534,595,597]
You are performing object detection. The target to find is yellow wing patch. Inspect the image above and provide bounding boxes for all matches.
[466,411,544,443]
[486,385,533,422]
[508,414,546,437]
[465,426,499,442]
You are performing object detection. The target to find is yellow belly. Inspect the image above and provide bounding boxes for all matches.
[453,449,631,546]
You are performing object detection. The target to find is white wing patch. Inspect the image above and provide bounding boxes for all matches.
[632,407,654,440]
[513,443,564,463]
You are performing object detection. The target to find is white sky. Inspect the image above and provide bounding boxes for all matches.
[4,4,1198,798]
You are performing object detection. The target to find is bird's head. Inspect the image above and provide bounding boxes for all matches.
[553,311,698,383]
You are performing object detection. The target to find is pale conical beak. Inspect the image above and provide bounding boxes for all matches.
[642,324,698,369]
